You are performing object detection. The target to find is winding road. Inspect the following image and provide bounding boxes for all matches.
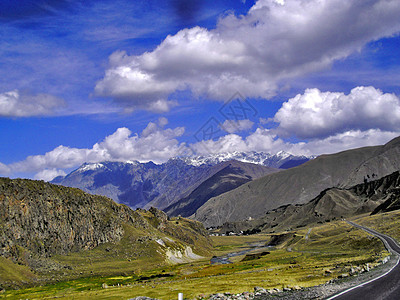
[327,221,400,300]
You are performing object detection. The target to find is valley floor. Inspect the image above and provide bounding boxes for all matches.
[2,210,400,300]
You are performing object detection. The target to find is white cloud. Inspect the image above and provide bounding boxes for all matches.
[0,90,65,117]
[220,119,254,133]
[190,127,400,157]
[34,169,67,182]
[96,118,185,163]
[0,162,10,175]
[96,0,400,111]
[273,86,400,139]
[7,118,186,175]
[10,146,95,173]
[295,129,400,156]
[191,128,286,155]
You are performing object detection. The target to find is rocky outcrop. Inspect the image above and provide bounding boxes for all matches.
[0,178,135,259]
[0,178,211,264]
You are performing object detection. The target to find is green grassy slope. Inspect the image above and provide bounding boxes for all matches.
[3,212,396,299]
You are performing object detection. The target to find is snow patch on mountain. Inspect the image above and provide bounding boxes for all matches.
[77,163,107,173]
[177,151,314,169]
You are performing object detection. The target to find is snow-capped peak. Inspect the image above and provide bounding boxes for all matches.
[76,162,106,173]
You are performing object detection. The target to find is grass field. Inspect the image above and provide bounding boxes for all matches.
[1,214,393,300]
[351,210,400,243]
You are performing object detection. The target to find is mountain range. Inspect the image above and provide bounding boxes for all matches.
[52,151,310,210]
[163,160,276,218]
[220,169,400,234]
[51,137,400,230]
[193,136,400,227]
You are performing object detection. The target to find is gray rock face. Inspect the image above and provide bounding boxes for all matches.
[343,136,400,187]
[221,170,400,234]
[0,177,213,290]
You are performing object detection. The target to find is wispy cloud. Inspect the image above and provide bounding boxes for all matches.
[220,119,254,133]
[0,0,181,116]
[0,90,65,117]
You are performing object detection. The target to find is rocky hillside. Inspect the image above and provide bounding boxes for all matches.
[0,177,211,277]
[52,159,278,211]
[193,136,400,227]
[344,136,400,187]
[220,170,400,234]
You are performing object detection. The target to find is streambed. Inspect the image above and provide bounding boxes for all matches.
[211,240,272,264]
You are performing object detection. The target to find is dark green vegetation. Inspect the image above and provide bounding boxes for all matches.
[195,136,400,227]
[0,178,211,290]
[220,170,400,234]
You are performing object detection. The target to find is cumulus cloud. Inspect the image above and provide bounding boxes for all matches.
[191,128,286,155]
[10,145,96,173]
[96,118,185,162]
[273,86,400,139]
[220,119,254,133]
[7,118,186,177]
[34,169,67,182]
[96,0,400,111]
[0,90,65,117]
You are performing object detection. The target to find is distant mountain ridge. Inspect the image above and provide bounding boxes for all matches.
[53,159,213,209]
[52,151,310,210]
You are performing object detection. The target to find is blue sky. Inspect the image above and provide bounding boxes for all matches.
[1,0,400,181]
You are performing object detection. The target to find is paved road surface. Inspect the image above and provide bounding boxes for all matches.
[327,221,400,300]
